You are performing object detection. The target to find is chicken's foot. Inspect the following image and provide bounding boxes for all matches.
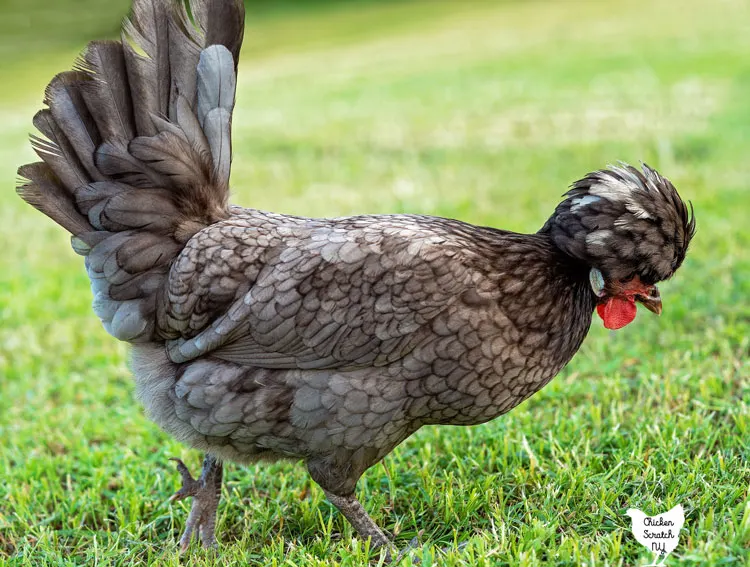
[169,454,223,552]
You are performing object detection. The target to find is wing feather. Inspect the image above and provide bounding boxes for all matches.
[163,214,486,369]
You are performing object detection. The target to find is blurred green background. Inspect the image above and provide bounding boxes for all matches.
[0,0,748,566]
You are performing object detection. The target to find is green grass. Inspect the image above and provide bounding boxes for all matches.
[1,0,749,565]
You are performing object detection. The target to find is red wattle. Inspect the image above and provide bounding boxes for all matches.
[597,297,637,330]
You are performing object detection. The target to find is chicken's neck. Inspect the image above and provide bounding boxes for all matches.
[503,231,593,337]
[469,229,598,404]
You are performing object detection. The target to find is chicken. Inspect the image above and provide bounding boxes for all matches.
[16,0,695,557]
[626,505,685,565]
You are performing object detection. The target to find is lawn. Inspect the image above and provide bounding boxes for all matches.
[0,0,748,565]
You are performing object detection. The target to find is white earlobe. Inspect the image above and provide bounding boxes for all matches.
[589,268,606,297]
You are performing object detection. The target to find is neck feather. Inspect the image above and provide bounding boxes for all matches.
[471,230,597,366]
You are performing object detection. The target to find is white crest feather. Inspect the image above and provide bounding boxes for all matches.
[570,195,602,212]
[585,229,612,247]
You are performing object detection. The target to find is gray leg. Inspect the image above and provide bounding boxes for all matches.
[324,491,423,563]
[170,454,223,552]
[324,490,391,549]
[308,456,419,563]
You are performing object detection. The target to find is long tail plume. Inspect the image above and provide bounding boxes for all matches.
[17,0,245,343]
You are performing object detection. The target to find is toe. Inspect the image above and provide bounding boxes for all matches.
[198,510,219,549]
[169,458,200,500]
[178,528,193,554]
[169,458,191,479]
[170,486,197,502]
[199,528,218,550]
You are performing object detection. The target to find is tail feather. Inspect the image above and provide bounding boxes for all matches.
[196,44,236,189]
[17,163,93,236]
[71,231,112,256]
[31,110,89,189]
[168,3,203,115]
[17,0,246,344]
[167,0,244,118]
[75,182,180,233]
[122,0,171,137]
[204,107,232,189]
[44,72,105,182]
[173,95,212,158]
[192,0,245,68]
[196,45,237,127]
[94,140,170,188]
[76,41,135,142]
[129,130,212,189]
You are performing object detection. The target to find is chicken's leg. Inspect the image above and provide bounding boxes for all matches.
[326,491,425,563]
[170,454,223,552]
[324,490,391,549]
[309,456,420,562]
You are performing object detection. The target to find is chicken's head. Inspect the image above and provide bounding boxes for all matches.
[541,163,696,330]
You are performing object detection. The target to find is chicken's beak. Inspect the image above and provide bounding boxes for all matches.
[636,285,662,315]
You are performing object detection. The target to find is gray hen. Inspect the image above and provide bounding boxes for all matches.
[17,0,695,556]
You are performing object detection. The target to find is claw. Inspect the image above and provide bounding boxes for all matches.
[169,458,200,501]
